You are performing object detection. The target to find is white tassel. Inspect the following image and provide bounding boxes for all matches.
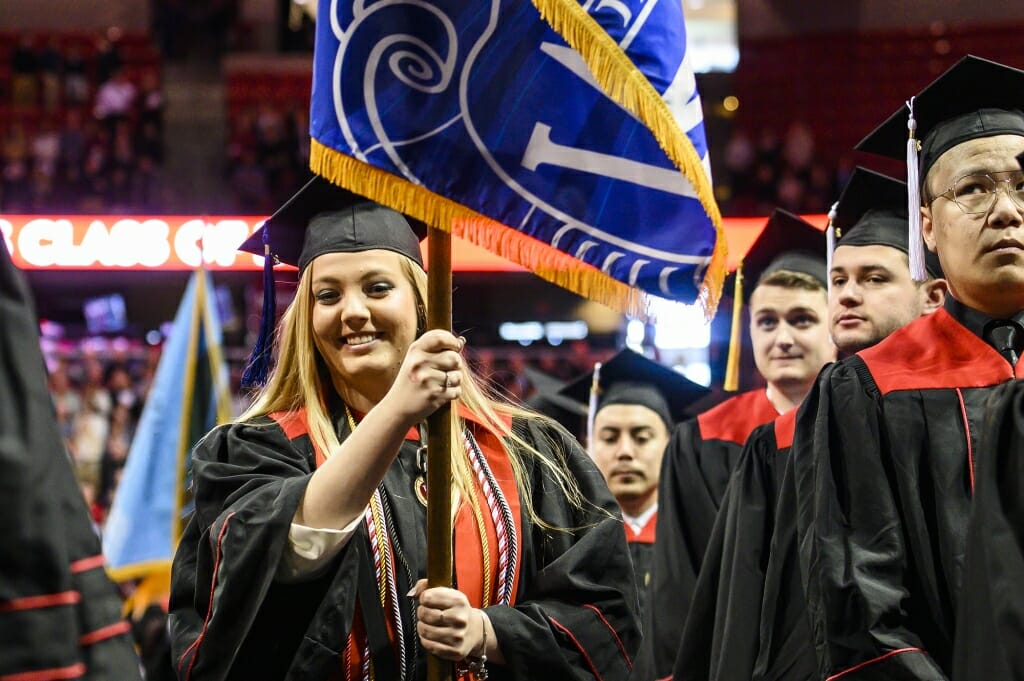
[826,200,839,294]
[586,362,602,455]
[906,96,927,282]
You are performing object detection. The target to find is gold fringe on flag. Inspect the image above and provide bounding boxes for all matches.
[530,0,728,320]
[107,558,171,584]
[118,567,172,620]
[311,139,651,319]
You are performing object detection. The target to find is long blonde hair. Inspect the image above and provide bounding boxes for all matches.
[240,253,587,529]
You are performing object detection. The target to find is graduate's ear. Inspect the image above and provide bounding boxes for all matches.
[921,204,938,253]
[920,277,947,315]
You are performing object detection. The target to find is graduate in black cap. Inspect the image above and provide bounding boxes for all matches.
[670,167,946,681]
[952,147,1024,681]
[791,55,1024,680]
[168,176,640,680]
[633,209,836,681]
[828,167,946,354]
[521,366,588,441]
[559,348,708,617]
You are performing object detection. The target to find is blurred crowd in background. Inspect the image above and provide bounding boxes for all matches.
[2,29,166,213]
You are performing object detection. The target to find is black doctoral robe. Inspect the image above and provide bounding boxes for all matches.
[792,301,1024,680]
[674,408,816,681]
[169,408,640,680]
[634,389,779,681]
[0,240,141,680]
[952,378,1024,680]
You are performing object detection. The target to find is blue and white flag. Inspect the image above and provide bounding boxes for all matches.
[103,270,231,581]
[309,0,726,316]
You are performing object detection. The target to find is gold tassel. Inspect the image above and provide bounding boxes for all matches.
[529,0,728,320]
[723,263,743,392]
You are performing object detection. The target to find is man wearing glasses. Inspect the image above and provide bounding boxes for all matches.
[790,55,1024,680]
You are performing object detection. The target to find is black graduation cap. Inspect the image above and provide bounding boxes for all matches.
[723,209,827,390]
[856,55,1024,181]
[523,367,588,438]
[830,167,943,278]
[238,175,427,272]
[237,175,427,387]
[740,209,828,289]
[559,348,710,437]
[855,55,1024,281]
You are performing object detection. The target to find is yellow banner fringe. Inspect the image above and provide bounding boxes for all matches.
[311,140,651,320]
[530,0,728,320]
[107,558,171,585]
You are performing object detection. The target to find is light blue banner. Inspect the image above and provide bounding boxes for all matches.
[103,271,227,574]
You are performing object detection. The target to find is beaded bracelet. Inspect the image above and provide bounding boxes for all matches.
[455,610,488,679]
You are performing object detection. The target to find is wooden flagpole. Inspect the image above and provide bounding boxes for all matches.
[426,225,454,681]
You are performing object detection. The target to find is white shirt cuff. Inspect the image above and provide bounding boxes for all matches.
[276,513,363,582]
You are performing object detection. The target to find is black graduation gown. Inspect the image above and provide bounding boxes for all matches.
[792,305,1024,679]
[634,390,778,681]
[674,409,816,681]
[625,511,657,619]
[952,379,1024,680]
[169,410,640,681]
[0,241,141,680]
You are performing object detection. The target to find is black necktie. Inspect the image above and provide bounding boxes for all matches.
[984,321,1023,366]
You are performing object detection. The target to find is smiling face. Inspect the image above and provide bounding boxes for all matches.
[829,244,927,353]
[590,403,671,516]
[309,249,420,400]
[922,134,1024,318]
[749,283,834,394]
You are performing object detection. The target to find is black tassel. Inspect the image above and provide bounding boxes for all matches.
[241,228,277,388]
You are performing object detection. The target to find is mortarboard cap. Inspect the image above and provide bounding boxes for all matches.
[723,209,826,391]
[856,55,1024,180]
[523,367,588,438]
[855,55,1024,281]
[237,176,427,387]
[238,175,427,272]
[740,209,828,289]
[831,167,944,279]
[560,348,710,436]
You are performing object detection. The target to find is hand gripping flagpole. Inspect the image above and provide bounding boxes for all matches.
[426,225,454,681]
